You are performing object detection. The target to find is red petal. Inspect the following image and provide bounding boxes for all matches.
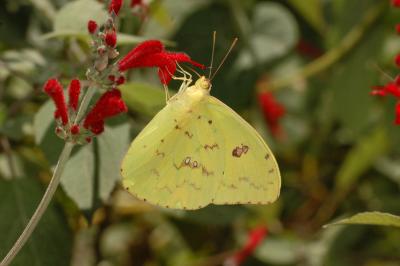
[43,79,69,125]
[68,79,81,111]
[396,102,400,125]
[108,0,123,15]
[119,40,164,71]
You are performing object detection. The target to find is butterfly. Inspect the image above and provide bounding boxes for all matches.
[121,37,281,210]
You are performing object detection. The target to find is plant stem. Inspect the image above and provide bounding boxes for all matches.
[0,142,74,266]
[260,2,386,92]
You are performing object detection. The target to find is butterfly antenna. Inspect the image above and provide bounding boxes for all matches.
[210,37,238,81]
[208,31,217,79]
[187,66,202,78]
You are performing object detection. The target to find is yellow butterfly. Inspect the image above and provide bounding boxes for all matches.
[121,37,281,210]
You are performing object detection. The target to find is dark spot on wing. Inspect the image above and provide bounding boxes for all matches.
[208,120,212,124]
[232,144,249,158]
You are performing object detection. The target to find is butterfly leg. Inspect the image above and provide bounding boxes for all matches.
[163,84,170,102]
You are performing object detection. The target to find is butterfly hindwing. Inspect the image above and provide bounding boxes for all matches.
[121,92,280,209]
[203,96,281,205]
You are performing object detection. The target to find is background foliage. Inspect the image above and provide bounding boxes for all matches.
[0,0,400,265]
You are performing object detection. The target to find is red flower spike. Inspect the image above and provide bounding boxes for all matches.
[116,76,125,85]
[88,20,98,34]
[70,124,80,135]
[108,0,123,15]
[258,92,285,138]
[392,0,400,7]
[395,103,400,125]
[43,79,69,125]
[227,226,268,266]
[118,40,205,84]
[68,79,81,111]
[105,31,117,47]
[83,89,127,135]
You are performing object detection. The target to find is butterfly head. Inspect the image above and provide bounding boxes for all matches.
[195,76,211,91]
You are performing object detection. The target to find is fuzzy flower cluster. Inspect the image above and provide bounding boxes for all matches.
[43,0,203,144]
[371,1,400,124]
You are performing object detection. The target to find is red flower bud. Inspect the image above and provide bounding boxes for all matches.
[130,0,143,7]
[68,79,81,111]
[109,0,123,15]
[43,79,69,125]
[105,31,117,47]
[108,75,116,82]
[87,20,98,34]
[116,76,125,85]
[83,89,127,134]
[70,124,80,135]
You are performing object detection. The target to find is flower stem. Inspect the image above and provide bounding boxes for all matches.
[0,85,97,266]
[260,1,386,92]
[0,142,74,266]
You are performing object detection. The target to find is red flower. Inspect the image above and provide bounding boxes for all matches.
[109,0,123,15]
[225,226,268,266]
[371,81,400,98]
[258,91,285,138]
[392,0,400,7]
[371,81,400,124]
[395,54,400,68]
[68,79,81,111]
[87,20,98,34]
[396,24,400,34]
[105,31,117,47]
[43,79,69,125]
[83,89,127,134]
[118,40,205,84]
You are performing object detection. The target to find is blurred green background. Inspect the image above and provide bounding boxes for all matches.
[1,0,400,265]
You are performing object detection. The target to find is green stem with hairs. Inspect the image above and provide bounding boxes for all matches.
[0,85,97,266]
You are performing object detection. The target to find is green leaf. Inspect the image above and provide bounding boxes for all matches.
[326,212,400,227]
[0,178,72,266]
[120,82,165,117]
[60,124,130,210]
[33,100,64,165]
[288,0,326,35]
[97,123,130,203]
[60,145,95,210]
[235,2,298,69]
[334,127,389,192]
[51,0,107,38]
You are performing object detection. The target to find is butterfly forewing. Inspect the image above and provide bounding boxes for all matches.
[121,91,281,210]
